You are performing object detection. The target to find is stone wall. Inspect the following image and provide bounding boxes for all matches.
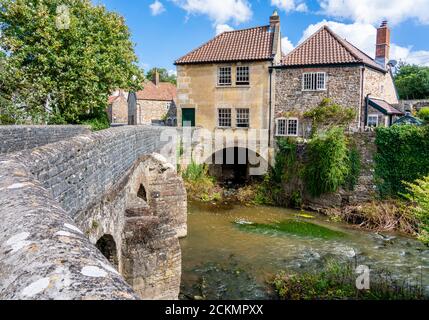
[363,68,399,107]
[0,126,187,300]
[108,94,128,124]
[138,100,177,125]
[0,125,90,155]
[177,61,273,131]
[399,99,429,112]
[274,66,362,135]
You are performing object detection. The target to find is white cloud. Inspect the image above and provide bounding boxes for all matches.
[319,0,429,25]
[150,1,166,16]
[281,36,295,54]
[168,69,177,77]
[271,0,308,13]
[299,20,429,66]
[171,0,252,25]
[215,24,234,35]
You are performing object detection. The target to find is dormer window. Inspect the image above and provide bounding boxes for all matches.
[303,72,326,91]
[236,66,250,85]
[218,67,232,86]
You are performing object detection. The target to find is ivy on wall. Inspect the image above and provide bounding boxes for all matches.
[374,125,429,198]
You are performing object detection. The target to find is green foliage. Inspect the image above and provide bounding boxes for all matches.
[417,107,429,123]
[182,161,220,202]
[80,112,110,131]
[344,145,361,191]
[145,67,177,85]
[404,176,429,244]
[236,219,345,239]
[374,125,429,197]
[304,98,357,137]
[0,0,143,124]
[272,259,425,300]
[303,128,349,197]
[394,63,429,100]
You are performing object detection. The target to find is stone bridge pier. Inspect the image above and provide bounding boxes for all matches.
[0,126,187,300]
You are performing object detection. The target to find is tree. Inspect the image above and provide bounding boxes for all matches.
[0,0,144,125]
[394,62,429,100]
[145,67,177,85]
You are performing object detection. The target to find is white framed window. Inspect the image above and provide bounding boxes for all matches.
[302,72,327,91]
[236,66,250,85]
[367,114,379,127]
[236,108,250,128]
[218,108,232,127]
[276,118,299,136]
[218,67,232,86]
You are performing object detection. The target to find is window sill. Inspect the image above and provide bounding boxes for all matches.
[302,89,327,92]
[216,85,251,89]
[215,127,250,130]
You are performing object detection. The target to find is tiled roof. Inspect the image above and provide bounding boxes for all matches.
[369,97,403,115]
[175,26,274,65]
[135,81,176,101]
[281,26,385,72]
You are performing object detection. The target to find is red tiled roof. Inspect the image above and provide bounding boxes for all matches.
[175,26,274,65]
[281,26,385,72]
[369,98,403,115]
[135,81,176,101]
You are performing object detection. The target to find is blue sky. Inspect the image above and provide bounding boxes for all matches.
[95,0,429,73]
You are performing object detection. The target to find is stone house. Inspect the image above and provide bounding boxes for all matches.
[128,73,177,126]
[174,11,282,132]
[108,90,129,125]
[272,22,402,139]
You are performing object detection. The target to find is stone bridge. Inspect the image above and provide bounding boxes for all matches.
[0,125,187,300]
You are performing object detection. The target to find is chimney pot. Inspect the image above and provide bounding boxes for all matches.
[375,20,390,69]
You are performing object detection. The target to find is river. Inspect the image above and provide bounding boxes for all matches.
[179,201,429,300]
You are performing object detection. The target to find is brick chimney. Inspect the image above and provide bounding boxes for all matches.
[153,69,159,86]
[375,20,390,68]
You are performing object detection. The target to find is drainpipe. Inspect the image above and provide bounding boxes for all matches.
[268,64,273,148]
[364,93,371,127]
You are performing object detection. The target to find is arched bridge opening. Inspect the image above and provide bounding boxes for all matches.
[96,234,119,270]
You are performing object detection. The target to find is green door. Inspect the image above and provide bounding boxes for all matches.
[182,108,195,127]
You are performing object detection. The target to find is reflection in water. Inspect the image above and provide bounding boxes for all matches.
[180,202,429,300]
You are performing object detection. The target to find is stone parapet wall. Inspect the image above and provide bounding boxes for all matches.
[0,126,187,300]
[0,125,90,155]
[9,126,167,218]
[0,158,138,300]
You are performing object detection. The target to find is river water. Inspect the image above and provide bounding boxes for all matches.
[179,202,429,300]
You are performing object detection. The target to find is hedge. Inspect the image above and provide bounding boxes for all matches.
[374,125,429,197]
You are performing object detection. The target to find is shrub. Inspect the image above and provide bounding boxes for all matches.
[80,112,110,131]
[417,107,429,123]
[404,176,429,244]
[343,145,361,191]
[303,98,357,137]
[303,127,349,197]
[374,125,429,197]
[182,161,220,202]
[271,259,425,300]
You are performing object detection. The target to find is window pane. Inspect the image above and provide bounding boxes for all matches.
[218,108,232,127]
[236,66,249,85]
[287,119,298,136]
[368,115,378,127]
[276,119,286,136]
[303,72,326,91]
[218,67,231,86]
[236,108,249,128]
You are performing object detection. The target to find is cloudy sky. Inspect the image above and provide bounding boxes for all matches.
[97,0,429,73]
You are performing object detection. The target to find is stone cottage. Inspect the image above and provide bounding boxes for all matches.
[272,22,402,138]
[175,11,282,131]
[108,90,129,125]
[128,72,177,126]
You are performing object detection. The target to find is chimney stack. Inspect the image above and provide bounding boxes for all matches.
[153,69,159,86]
[270,10,280,30]
[375,20,390,68]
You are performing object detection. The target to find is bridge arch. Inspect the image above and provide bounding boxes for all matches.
[96,234,119,270]
[205,146,270,184]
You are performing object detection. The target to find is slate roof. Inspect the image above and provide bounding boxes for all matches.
[175,26,275,65]
[281,26,385,72]
[135,81,177,101]
[369,97,403,115]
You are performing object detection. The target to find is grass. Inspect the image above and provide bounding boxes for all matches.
[182,161,222,202]
[271,259,425,300]
[235,219,346,239]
